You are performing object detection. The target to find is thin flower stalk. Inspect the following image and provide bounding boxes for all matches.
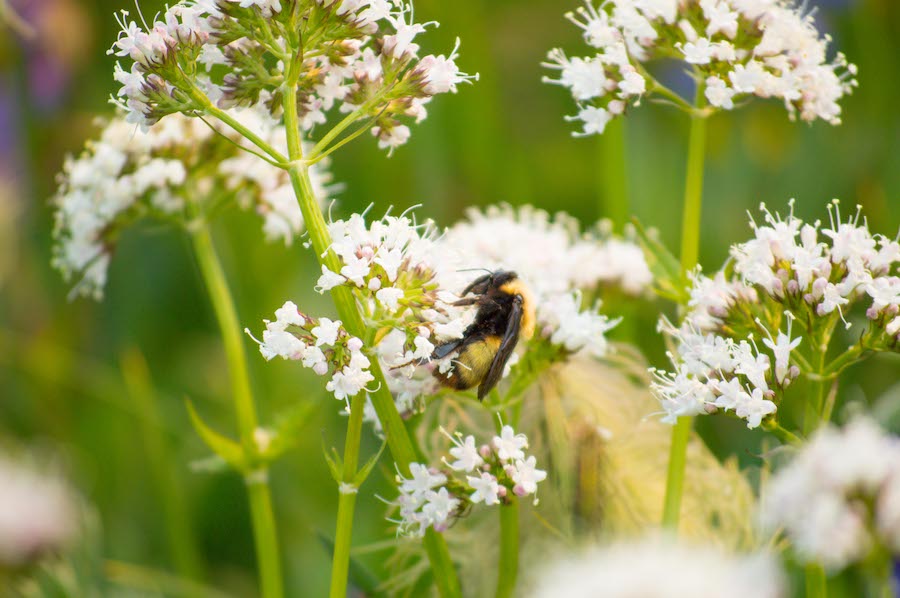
[495,498,520,598]
[662,82,708,531]
[280,75,462,598]
[187,213,283,598]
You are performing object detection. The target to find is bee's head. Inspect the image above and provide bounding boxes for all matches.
[461,270,518,296]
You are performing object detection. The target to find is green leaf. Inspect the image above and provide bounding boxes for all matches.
[186,401,247,472]
[631,217,690,304]
[321,434,343,484]
[353,440,388,487]
[258,400,318,462]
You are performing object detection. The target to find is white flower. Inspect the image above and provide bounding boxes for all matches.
[761,418,900,570]
[530,536,784,598]
[312,318,342,347]
[399,463,446,499]
[421,487,459,532]
[316,266,346,292]
[375,286,404,310]
[0,455,78,567]
[468,472,501,506]
[705,75,736,109]
[569,105,612,136]
[760,316,801,384]
[493,425,529,462]
[511,456,547,496]
[447,434,484,472]
[680,38,714,64]
[418,40,478,94]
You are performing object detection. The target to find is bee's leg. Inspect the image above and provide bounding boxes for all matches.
[450,297,480,307]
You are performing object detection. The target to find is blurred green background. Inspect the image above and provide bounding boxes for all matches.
[1,0,898,595]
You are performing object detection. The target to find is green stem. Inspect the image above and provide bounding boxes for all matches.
[494,499,520,598]
[804,341,830,436]
[805,563,827,598]
[184,83,286,164]
[662,82,707,531]
[329,391,366,598]
[598,117,629,226]
[188,219,284,598]
[120,349,204,587]
[678,85,708,273]
[281,81,462,598]
[661,416,692,528]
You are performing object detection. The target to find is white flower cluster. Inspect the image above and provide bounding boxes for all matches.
[530,535,784,598]
[248,301,374,403]
[761,418,900,570]
[651,316,799,428]
[393,425,546,537]
[0,454,78,568]
[109,0,475,150]
[438,205,652,357]
[545,0,857,135]
[320,211,469,347]
[52,107,333,299]
[263,204,650,414]
[53,114,195,299]
[654,201,900,429]
[729,201,900,338]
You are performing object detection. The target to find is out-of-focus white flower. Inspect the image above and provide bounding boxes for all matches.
[0,455,78,568]
[545,0,857,135]
[761,418,900,570]
[529,536,785,598]
[53,107,335,299]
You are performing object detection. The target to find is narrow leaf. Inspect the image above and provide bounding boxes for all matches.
[631,217,690,303]
[186,401,247,472]
[353,440,388,487]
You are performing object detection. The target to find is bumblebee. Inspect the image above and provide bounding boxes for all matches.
[432,270,535,399]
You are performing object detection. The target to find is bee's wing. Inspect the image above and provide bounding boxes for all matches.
[431,338,464,361]
[477,295,523,400]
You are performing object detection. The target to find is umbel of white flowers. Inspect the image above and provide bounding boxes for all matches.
[761,418,900,571]
[544,0,857,135]
[390,424,547,537]
[52,107,334,299]
[108,0,476,150]
[529,535,785,598]
[249,205,653,427]
[652,200,900,429]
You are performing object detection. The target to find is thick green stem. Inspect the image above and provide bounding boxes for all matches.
[188,221,284,598]
[329,391,366,598]
[805,563,827,598]
[281,81,461,598]
[494,499,520,598]
[661,416,692,528]
[678,87,708,272]
[598,118,629,226]
[121,350,204,587]
[804,339,831,436]
[662,83,708,530]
